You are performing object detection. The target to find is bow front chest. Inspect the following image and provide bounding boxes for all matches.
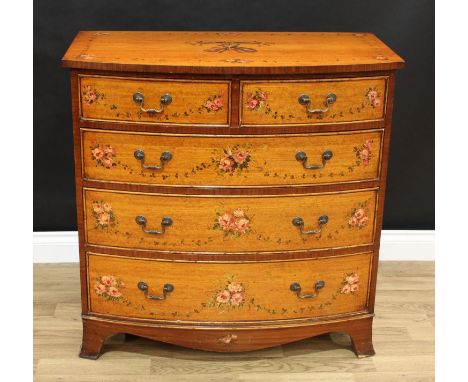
[62,31,404,359]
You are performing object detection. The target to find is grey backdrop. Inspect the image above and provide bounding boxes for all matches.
[33,0,434,231]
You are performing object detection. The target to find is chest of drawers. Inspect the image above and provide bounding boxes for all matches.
[62,31,404,359]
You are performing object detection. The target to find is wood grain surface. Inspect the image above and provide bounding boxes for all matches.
[62,31,405,74]
[34,261,434,380]
[87,252,371,321]
[79,75,230,125]
[63,31,405,362]
[81,129,383,187]
[241,77,387,126]
[83,188,377,253]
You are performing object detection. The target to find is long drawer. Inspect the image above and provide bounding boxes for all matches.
[87,252,371,322]
[84,188,377,253]
[79,75,230,126]
[82,129,382,187]
[240,77,388,126]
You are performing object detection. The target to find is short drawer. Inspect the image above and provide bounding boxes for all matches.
[87,252,371,322]
[84,188,377,253]
[240,77,387,126]
[82,129,382,187]
[79,75,230,126]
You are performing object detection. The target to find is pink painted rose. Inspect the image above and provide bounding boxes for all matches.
[228,282,243,293]
[233,209,245,218]
[359,148,369,161]
[214,97,223,108]
[235,218,250,234]
[218,212,234,231]
[219,334,237,344]
[359,216,369,227]
[367,90,378,101]
[85,91,97,104]
[93,203,104,214]
[98,213,111,226]
[341,284,351,294]
[102,203,112,213]
[248,98,258,109]
[354,208,365,219]
[108,286,122,298]
[101,157,113,169]
[216,290,231,303]
[231,150,249,164]
[94,283,107,295]
[100,275,115,287]
[230,292,244,306]
[373,98,381,107]
[209,102,219,111]
[219,156,235,171]
[205,100,213,110]
[350,283,359,294]
[346,273,359,285]
[104,146,115,157]
[348,216,358,226]
[363,158,369,166]
[92,147,104,160]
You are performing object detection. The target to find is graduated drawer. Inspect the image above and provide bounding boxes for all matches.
[84,188,377,253]
[79,75,230,126]
[82,129,382,187]
[240,77,387,126]
[87,252,371,322]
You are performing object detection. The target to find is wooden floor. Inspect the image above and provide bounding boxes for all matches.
[34,261,434,382]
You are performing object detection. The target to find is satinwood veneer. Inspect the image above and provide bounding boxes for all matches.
[62,31,404,359]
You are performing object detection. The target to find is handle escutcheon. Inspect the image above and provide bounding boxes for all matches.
[135,215,173,235]
[292,215,328,235]
[295,150,333,169]
[134,149,173,170]
[133,92,172,114]
[290,280,325,299]
[137,281,174,300]
[298,93,337,114]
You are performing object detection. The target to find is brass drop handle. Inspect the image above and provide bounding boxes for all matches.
[292,215,328,235]
[133,92,172,113]
[137,281,174,300]
[290,280,325,299]
[135,215,173,235]
[134,149,173,170]
[295,150,333,169]
[298,93,337,114]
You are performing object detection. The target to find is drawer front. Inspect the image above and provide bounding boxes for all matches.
[241,77,387,126]
[79,76,230,125]
[88,252,371,321]
[82,129,382,187]
[84,188,377,253]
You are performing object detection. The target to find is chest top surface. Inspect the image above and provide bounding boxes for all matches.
[62,31,404,75]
